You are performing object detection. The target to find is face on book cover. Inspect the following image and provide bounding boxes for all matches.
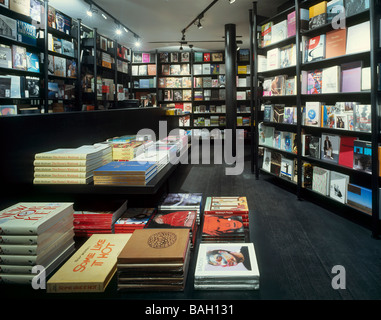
[203,215,243,236]
[207,250,244,268]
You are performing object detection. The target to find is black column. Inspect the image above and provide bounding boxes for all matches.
[225,24,237,155]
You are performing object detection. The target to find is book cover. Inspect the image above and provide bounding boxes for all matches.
[280,157,294,180]
[312,166,330,196]
[9,0,30,16]
[47,234,132,293]
[0,105,17,115]
[0,202,74,235]
[203,53,211,62]
[53,56,66,77]
[0,46,12,69]
[341,61,362,92]
[26,52,39,73]
[280,44,296,68]
[307,70,322,94]
[353,104,371,132]
[347,183,372,215]
[25,76,39,97]
[30,0,41,22]
[16,20,37,46]
[305,101,321,126]
[61,39,74,57]
[11,45,26,70]
[325,28,346,59]
[353,139,372,173]
[0,14,16,40]
[327,0,344,23]
[309,1,327,30]
[307,35,326,62]
[329,171,349,204]
[194,52,203,62]
[261,22,272,47]
[271,20,287,44]
[204,197,249,215]
[270,151,281,176]
[273,131,281,149]
[281,132,293,152]
[146,211,197,230]
[117,228,190,264]
[48,5,56,28]
[344,0,369,17]
[346,21,370,54]
[94,161,156,175]
[322,65,340,93]
[287,11,296,37]
[66,59,77,78]
[266,48,280,70]
[321,133,340,163]
[262,149,271,172]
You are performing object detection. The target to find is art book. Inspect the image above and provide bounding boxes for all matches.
[329,171,349,204]
[347,183,372,215]
[16,20,37,46]
[305,102,321,126]
[204,197,249,215]
[0,202,74,235]
[12,45,26,70]
[47,234,132,293]
[307,70,322,94]
[353,139,372,173]
[307,35,326,62]
[312,166,330,196]
[320,133,340,163]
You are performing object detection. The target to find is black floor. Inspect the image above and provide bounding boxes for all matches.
[166,145,381,300]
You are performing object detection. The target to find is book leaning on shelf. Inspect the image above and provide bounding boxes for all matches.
[0,202,75,285]
[47,234,132,293]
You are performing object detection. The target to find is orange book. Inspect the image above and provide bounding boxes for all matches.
[309,1,327,19]
[325,28,347,59]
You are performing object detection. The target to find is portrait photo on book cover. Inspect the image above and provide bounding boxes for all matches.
[203,245,252,271]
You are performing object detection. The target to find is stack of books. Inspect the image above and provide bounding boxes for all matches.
[201,214,246,243]
[194,243,260,290]
[33,143,112,184]
[110,140,145,161]
[73,200,127,237]
[47,234,132,293]
[0,202,75,285]
[132,149,169,173]
[114,207,156,234]
[93,161,157,186]
[204,196,250,228]
[145,210,198,248]
[158,193,203,225]
[116,228,191,292]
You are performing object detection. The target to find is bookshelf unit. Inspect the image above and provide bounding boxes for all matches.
[253,0,381,237]
[0,2,43,115]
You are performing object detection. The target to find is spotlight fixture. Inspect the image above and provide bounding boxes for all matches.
[229,0,236,3]
[86,4,93,17]
[101,13,107,19]
[124,27,129,33]
[135,37,141,47]
[197,19,202,29]
[115,22,122,35]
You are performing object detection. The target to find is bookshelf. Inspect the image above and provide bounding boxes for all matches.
[131,50,157,107]
[0,1,43,115]
[252,0,380,237]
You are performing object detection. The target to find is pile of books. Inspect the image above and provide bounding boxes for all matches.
[146,209,198,248]
[0,202,75,285]
[47,234,132,293]
[201,214,246,243]
[194,243,260,290]
[204,196,250,228]
[159,193,203,225]
[93,161,157,186]
[116,228,191,292]
[33,143,112,184]
[73,200,127,237]
[132,149,169,173]
[107,135,154,161]
[114,207,156,234]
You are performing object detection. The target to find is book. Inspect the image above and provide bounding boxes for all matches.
[307,70,322,94]
[26,52,39,72]
[262,149,271,172]
[321,133,341,163]
[201,214,245,242]
[327,0,345,23]
[305,102,321,126]
[0,14,16,40]
[53,56,66,77]
[346,21,370,54]
[307,35,326,62]
[309,1,327,30]
[341,61,362,92]
[263,104,274,122]
[204,197,249,215]
[280,44,296,68]
[347,183,372,215]
[261,22,272,47]
[329,171,349,203]
[280,157,294,181]
[287,11,296,37]
[325,28,347,59]
[47,234,132,293]
[266,48,280,70]
[353,104,371,132]
[271,20,287,44]
[117,228,190,264]
[0,46,12,69]
[16,20,37,46]
[114,208,155,233]
[194,243,260,290]
[322,65,340,93]
[12,45,26,70]
[353,139,372,173]
[0,202,74,235]
[344,0,369,17]
[9,0,30,16]
[312,166,330,196]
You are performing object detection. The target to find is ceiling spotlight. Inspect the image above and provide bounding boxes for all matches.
[124,27,129,33]
[86,6,93,17]
[101,13,107,19]
[181,33,185,41]
[180,45,183,51]
[135,37,141,47]
[197,19,202,29]
[229,0,236,3]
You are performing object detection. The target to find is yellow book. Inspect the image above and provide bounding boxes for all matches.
[47,234,132,293]
[237,65,247,74]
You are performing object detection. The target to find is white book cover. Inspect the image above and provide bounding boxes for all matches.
[257,55,267,72]
[305,101,321,126]
[361,67,371,91]
[329,171,350,204]
[322,66,340,93]
[346,21,370,54]
[195,243,260,280]
[262,149,271,172]
[280,157,294,180]
[0,202,74,235]
[312,166,331,196]
[271,20,288,44]
[266,48,280,70]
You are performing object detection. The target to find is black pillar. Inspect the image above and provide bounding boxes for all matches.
[225,24,237,155]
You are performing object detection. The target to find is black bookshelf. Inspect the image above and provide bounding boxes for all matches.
[252,0,380,237]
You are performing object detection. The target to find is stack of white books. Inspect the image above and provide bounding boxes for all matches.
[0,202,75,285]
[33,143,112,184]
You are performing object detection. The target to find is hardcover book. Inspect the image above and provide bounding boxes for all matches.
[280,157,294,181]
[204,197,249,215]
[353,104,371,132]
[309,1,327,30]
[12,45,26,70]
[47,234,132,293]
[353,139,372,173]
[347,183,372,215]
[262,149,271,172]
[322,66,340,93]
[325,28,346,59]
[341,61,362,92]
[346,21,370,54]
[329,171,349,203]
[26,52,39,72]
[9,0,30,16]
[271,20,287,44]
[312,166,330,196]
[0,14,16,40]
[307,70,322,94]
[327,0,344,23]
[344,0,369,17]
[0,202,74,235]
[261,22,272,47]
[305,101,321,126]
[321,133,340,163]
[117,228,190,264]
[0,46,12,69]
[16,20,37,46]
[307,35,326,62]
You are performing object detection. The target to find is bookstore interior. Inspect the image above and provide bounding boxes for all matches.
[0,0,380,304]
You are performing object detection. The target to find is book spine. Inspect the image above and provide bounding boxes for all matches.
[33,178,91,184]
[33,160,91,166]
[34,166,90,172]
[0,234,38,245]
[34,172,90,178]
[204,210,249,215]
[46,282,104,293]
[0,244,39,255]
[35,154,88,160]
[0,254,38,265]
[0,264,34,274]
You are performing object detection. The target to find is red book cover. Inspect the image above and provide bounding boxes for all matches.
[325,28,346,59]
[203,53,210,62]
[338,136,357,168]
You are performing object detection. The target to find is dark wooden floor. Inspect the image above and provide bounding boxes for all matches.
[167,145,381,300]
